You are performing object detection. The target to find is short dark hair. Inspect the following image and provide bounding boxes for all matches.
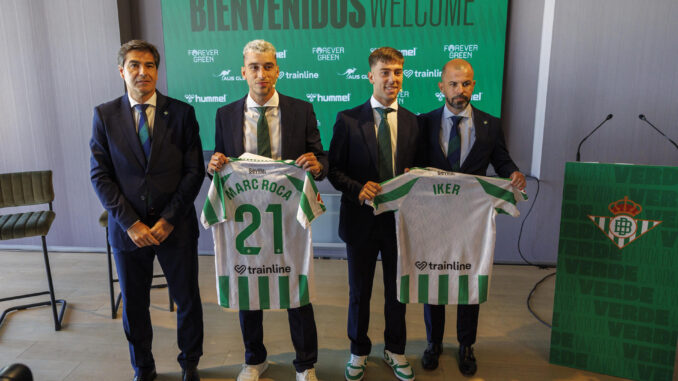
[368,47,404,68]
[118,39,161,68]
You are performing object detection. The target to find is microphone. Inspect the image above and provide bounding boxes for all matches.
[576,114,613,161]
[638,114,678,150]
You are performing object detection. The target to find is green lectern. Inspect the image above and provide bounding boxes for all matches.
[550,162,678,381]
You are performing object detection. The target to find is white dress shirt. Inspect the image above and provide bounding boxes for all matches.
[244,91,281,159]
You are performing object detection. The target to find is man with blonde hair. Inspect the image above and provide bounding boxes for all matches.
[208,39,327,381]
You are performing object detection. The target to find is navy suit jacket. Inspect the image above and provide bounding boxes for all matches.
[418,106,518,177]
[213,93,328,180]
[328,100,423,245]
[90,92,205,251]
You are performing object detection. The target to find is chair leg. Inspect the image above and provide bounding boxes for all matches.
[105,227,118,319]
[41,236,67,331]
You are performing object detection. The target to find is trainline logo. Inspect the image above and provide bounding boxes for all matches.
[184,94,227,103]
[279,70,319,80]
[588,196,662,249]
[414,260,472,271]
[234,264,291,275]
[305,93,351,103]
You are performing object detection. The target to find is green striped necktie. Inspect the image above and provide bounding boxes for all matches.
[256,106,271,158]
[134,104,151,161]
[376,107,395,181]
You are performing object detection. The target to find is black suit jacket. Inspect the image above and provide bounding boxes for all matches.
[90,92,205,251]
[328,100,423,245]
[418,106,518,177]
[213,93,328,179]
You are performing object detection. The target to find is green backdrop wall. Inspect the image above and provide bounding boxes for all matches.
[161,0,509,150]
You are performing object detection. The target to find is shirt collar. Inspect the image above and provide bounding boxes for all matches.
[370,95,399,112]
[442,103,472,119]
[247,90,279,108]
[128,91,157,109]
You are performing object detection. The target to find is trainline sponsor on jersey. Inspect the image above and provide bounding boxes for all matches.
[201,156,325,310]
[368,168,527,305]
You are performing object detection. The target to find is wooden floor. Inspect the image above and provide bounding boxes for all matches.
[0,250,629,381]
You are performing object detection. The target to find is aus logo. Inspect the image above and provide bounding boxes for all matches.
[214,69,243,81]
[214,69,231,80]
[338,67,365,80]
[338,67,357,76]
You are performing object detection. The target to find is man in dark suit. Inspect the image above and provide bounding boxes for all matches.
[418,58,526,376]
[328,47,421,381]
[90,40,204,381]
[207,39,327,381]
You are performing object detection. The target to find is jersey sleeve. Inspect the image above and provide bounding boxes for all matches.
[297,172,326,227]
[369,172,419,215]
[474,176,528,217]
[201,171,232,228]
[285,170,327,228]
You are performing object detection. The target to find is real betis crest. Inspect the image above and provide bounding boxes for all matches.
[587,196,662,249]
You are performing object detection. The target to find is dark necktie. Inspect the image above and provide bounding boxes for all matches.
[447,115,463,171]
[376,107,395,181]
[134,104,151,160]
[256,106,271,158]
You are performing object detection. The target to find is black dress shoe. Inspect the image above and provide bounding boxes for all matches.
[421,342,442,370]
[458,345,477,376]
[133,368,157,381]
[182,366,200,381]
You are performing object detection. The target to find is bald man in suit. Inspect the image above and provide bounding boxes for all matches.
[418,58,525,376]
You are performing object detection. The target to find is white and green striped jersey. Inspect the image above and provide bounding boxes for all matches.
[369,168,527,305]
[201,157,326,310]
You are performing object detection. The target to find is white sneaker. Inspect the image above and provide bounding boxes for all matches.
[237,361,269,381]
[383,350,415,381]
[345,354,368,381]
[296,367,319,381]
